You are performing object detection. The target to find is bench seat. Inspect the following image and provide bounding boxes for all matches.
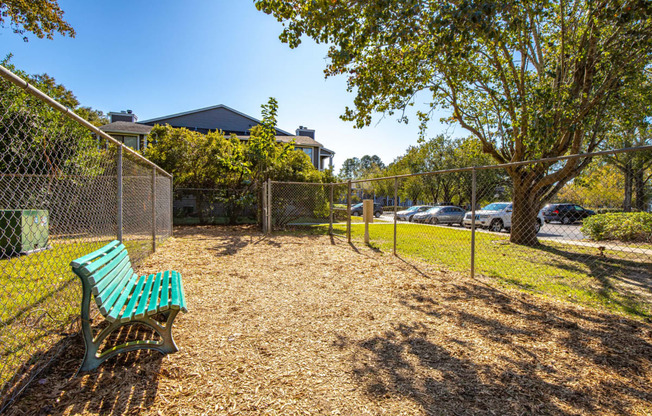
[71,240,187,372]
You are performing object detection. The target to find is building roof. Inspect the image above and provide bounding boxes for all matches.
[100,121,153,135]
[236,135,323,148]
[139,104,294,136]
[320,147,335,156]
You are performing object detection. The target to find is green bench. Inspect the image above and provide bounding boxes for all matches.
[70,240,187,372]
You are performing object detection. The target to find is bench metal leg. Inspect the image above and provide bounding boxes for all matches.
[78,307,181,373]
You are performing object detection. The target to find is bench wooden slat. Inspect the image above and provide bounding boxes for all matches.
[170,271,181,310]
[159,271,170,312]
[96,258,131,304]
[146,272,163,316]
[98,266,134,315]
[89,250,129,286]
[120,274,147,323]
[134,274,155,319]
[78,244,126,277]
[70,240,120,268]
[92,253,129,296]
[107,273,139,322]
[177,271,188,313]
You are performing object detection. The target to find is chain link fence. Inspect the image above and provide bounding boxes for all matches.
[266,148,652,320]
[0,65,172,410]
[173,188,260,226]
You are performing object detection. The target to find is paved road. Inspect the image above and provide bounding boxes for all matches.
[375,214,588,241]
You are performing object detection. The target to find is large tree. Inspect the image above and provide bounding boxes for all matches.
[257,0,652,245]
[0,0,75,41]
[338,154,384,179]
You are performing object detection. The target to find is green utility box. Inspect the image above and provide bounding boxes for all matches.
[0,210,50,257]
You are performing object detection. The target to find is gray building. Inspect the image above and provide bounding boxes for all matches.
[100,105,334,170]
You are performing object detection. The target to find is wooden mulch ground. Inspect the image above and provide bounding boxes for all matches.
[7,226,652,415]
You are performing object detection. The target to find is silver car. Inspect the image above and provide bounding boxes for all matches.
[414,206,466,225]
[396,205,432,222]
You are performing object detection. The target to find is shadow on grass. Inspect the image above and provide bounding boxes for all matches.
[4,323,165,415]
[336,276,652,415]
[529,243,652,318]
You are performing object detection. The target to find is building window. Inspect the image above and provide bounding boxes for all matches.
[123,136,140,150]
[300,147,313,160]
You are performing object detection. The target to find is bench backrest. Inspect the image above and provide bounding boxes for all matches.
[71,240,136,316]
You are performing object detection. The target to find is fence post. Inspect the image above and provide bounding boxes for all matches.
[393,177,398,256]
[329,183,334,235]
[170,175,174,237]
[470,167,476,279]
[117,145,123,243]
[267,178,272,233]
[347,180,352,243]
[262,182,268,233]
[152,166,157,253]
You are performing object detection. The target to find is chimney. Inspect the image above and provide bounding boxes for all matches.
[108,110,138,123]
[296,126,315,139]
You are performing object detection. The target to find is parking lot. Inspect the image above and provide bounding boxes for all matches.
[376,213,588,240]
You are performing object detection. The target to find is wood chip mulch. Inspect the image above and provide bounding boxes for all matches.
[6,225,652,415]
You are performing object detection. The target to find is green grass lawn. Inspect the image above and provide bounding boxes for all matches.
[311,223,652,320]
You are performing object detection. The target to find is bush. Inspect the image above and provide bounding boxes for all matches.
[581,212,652,243]
[595,208,623,214]
[333,208,349,221]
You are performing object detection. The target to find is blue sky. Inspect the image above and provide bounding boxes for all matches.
[1,0,455,172]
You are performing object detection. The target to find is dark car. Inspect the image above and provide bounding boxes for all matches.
[351,202,384,218]
[542,203,595,224]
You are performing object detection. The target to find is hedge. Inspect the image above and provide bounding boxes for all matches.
[594,208,644,214]
[581,212,652,243]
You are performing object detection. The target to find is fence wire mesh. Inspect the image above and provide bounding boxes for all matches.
[269,150,652,321]
[270,182,336,230]
[173,188,260,226]
[0,68,172,409]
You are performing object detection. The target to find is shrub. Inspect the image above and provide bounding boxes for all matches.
[333,208,349,221]
[595,208,623,214]
[594,208,644,214]
[581,212,652,243]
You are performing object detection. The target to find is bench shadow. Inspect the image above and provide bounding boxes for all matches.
[336,276,652,415]
[5,324,165,416]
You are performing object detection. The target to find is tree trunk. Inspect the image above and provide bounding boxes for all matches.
[623,162,633,212]
[634,168,647,211]
[509,177,541,246]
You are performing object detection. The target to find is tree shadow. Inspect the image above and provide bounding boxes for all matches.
[338,279,652,415]
[207,235,255,256]
[532,243,652,318]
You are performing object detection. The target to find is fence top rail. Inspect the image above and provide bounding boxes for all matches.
[343,144,652,185]
[270,180,335,186]
[0,65,172,179]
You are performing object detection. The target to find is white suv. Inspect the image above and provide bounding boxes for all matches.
[463,202,544,233]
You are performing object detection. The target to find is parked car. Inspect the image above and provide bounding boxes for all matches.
[463,202,544,233]
[412,207,440,223]
[413,206,466,225]
[396,205,432,222]
[350,202,383,218]
[542,203,595,224]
